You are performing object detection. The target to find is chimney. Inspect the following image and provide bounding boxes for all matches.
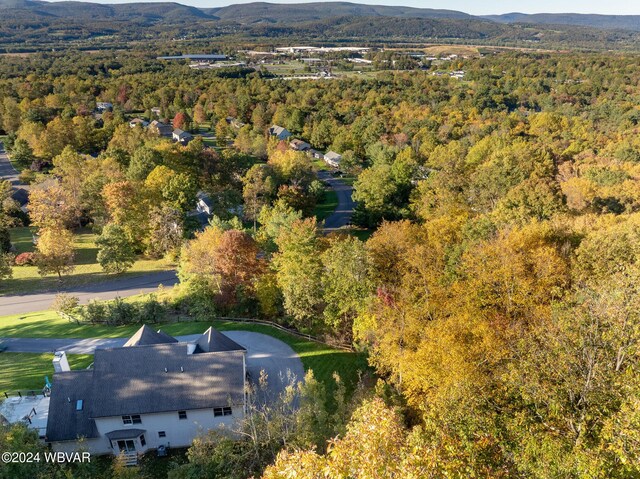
[53,351,70,373]
[187,343,196,355]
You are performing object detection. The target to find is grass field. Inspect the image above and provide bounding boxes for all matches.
[3,227,172,295]
[0,310,369,398]
[314,189,339,222]
[0,353,93,393]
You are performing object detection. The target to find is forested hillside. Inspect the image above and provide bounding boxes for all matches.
[1,0,640,51]
[1,48,640,476]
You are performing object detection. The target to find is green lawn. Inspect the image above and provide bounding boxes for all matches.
[314,189,339,222]
[0,353,93,393]
[0,311,369,398]
[313,158,329,171]
[3,227,173,295]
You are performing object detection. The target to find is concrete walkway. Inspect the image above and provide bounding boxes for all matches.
[0,270,179,315]
[0,331,304,398]
[317,170,356,230]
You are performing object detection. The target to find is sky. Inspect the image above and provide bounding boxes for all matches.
[80,0,640,15]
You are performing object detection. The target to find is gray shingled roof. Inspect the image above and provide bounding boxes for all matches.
[90,343,245,418]
[105,429,146,440]
[195,327,246,353]
[123,325,178,347]
[47,326,245,442]
[45,370,98,442]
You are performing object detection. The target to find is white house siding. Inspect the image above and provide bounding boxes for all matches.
[95,407,243,453]
[51,407,243,455]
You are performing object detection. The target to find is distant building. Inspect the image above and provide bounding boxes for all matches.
[173,129,193,144]
[308,149,324,160]
[290,139,311,151]
[96,102,113,112]
[226,117,245,129]
[157,54,227,61]
[149,120,173,137]
[46,325,247,460]
[196,191,213,216]
[268,125,292,141]
[151,107,162,116]
[129,118,149,128]
[324,151,342,168]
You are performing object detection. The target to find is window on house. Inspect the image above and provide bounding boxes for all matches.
[158,431,166,438]
[140,434,146,447]
[122,415,142,425]
[213,407,232,417]
[178,410,187,420]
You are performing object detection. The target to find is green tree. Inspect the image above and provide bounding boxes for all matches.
[96,223,136,274]
[321,235,372,336]
[272,218,323,329]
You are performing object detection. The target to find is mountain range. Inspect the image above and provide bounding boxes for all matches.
[0,0,638,31]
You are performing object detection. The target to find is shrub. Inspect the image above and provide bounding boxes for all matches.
[80,295,168,325]
[51,293,80,320]
[14,252,36,266]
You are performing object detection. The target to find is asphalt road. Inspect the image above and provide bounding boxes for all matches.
[317,170,356,230]
[0,330,304,399]
[0,270,179,315]
[0,142,21,187]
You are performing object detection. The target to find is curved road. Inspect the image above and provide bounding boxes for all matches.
[0,330,304,398]
[0,270,179,315]
[318,170,356,231]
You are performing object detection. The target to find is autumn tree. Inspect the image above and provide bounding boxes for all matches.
[28,179,78,229]
[35,227,75,279]
[180,226,263,307]
[172,111,190,131]
[102,180,146,243]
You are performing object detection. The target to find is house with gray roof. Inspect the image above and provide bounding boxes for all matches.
[128,118,149,129]
[172,129,193,144]
[324,151,342,168]
[149,120,173,137]
[268,125,292,141]
[290,139,311,151]
[46,325,246,460]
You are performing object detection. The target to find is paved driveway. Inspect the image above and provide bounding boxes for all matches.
[0,331,304,399]
[317,170,356,230]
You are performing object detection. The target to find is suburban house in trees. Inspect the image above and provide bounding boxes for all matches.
[196,191,213,216]
[149,120,173,137]
[96,102,113,112]
[46,326,247,462]
[268,125,292,141]
[129,118,149,128]
[290,139,311,151]
[172,129,193,144]
[308,149,324,160]
[324,151,342,168]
